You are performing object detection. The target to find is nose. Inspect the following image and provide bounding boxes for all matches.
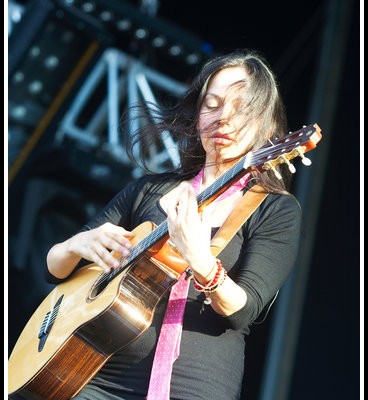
[217,120,232,135]
[217,102,235,134]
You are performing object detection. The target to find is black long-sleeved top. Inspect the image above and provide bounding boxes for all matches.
[47,172,302,400]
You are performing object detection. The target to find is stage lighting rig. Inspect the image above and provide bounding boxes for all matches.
[53,0,215,80]
[8,0,214,187]
[8,0,112,185]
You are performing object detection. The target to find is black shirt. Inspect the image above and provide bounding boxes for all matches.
[49,172,302,400]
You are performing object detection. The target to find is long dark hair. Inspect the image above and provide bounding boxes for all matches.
[123,49,292,193]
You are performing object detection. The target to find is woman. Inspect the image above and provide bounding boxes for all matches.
[46,49,302,399]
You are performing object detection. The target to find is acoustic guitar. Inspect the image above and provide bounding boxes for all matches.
[8,123,322,399]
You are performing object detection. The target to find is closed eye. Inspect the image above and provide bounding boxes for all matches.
[202,94,222,110]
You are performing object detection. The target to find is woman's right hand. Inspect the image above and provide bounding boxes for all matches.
[47,222,133,278]
[68,222,133,271]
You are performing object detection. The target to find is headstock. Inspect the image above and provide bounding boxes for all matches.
[248,123,322,179]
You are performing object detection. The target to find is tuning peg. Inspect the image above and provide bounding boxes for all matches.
[270,165,282,180]
[281,155,296,173]
[295,147,312,166]
[263,161,282,179]
[298,152,312,166]
[301,155,312,166]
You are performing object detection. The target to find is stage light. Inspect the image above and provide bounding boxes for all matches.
[135,27,149,40]
[8,0,25,36]
[99,10,113,22]
[185,53,201,65]
[44,55,60,69]
[29,46,41,57]
[82,1,96,13]
[116,18,132,31]
[12,71,25,83]
[168,44,183,57]
[28,80,43,94]
[10,105,27,120]
[151,35,166,48]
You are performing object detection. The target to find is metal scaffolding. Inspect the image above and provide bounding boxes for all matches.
[55,48,188,177]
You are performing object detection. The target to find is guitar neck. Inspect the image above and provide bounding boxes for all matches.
[108,123,322,280]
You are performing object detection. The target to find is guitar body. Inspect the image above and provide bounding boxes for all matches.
[8,221,188,400]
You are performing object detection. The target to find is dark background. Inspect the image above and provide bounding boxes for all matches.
[7,0,361,399]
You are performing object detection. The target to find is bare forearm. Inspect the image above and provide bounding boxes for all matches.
[189,256,247,316]
[46,238,81,280]
[204,276,247,315]
[47,223,134,279]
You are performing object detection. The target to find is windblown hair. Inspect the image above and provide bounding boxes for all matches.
[122,49,292,193]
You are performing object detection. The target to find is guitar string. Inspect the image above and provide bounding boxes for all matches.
[40,303,62,333]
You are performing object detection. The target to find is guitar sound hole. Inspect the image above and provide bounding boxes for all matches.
[89,277,110,300]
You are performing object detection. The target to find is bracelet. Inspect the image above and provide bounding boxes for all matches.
[193,259,222,289]
[193,259,227,293]
[202,258,218,282]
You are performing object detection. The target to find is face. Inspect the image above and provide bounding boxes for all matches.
[198,66,257,164]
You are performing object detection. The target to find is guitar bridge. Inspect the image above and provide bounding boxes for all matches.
[37,295,64,352]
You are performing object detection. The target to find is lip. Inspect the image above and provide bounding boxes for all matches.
[210,133,233,144]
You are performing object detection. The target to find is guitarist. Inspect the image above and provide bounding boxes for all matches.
[46,49,302,400]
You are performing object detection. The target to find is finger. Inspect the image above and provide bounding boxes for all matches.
[166,198,178,221]
[199,205,211,223]
[177,192,189,218]
[178,182,197,216]
[103,233,131,256]
[92,242,120,272]
[101,222,134,241]
[90,251,114,273]
[166,188,183,219]
[186,186,199,215]
[112,226,134,239]
[99,224,133,252]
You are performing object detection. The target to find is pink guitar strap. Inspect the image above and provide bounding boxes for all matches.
[145,271,190,400]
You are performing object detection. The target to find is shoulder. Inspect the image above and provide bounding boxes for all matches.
[261,192,302,223]
[246,192,302,236]
[263,192,301,215]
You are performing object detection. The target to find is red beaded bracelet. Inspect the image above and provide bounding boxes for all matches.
[193,259,227,293]
[193,259,222,289]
